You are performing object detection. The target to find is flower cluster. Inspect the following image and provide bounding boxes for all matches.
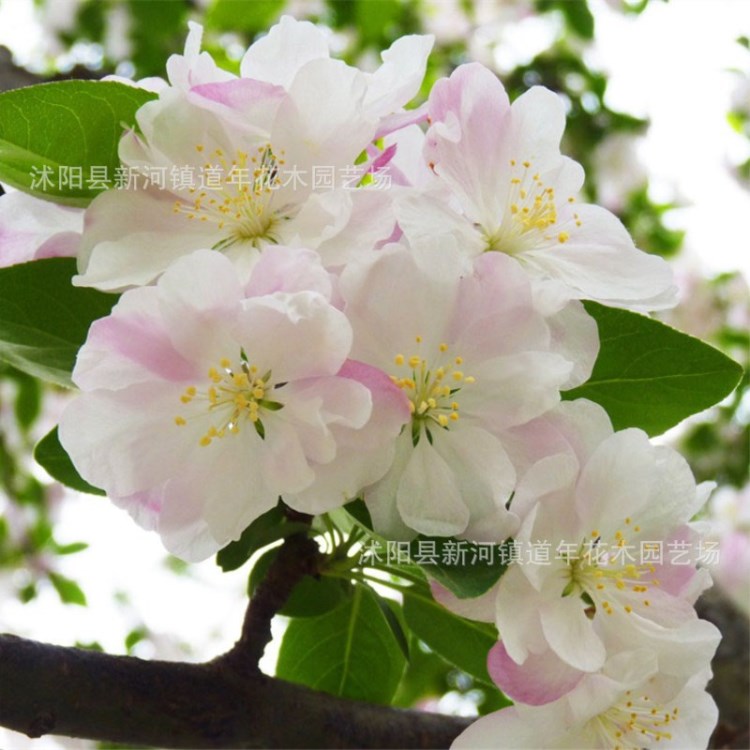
[1,17,719,749]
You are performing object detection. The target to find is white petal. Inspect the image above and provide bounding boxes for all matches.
[363,431,418,540]
[522,203,677,308]
[234,292,352,381]
[545,299,599,389]
[244,245,332,298]
[575,429,657,531]
[59,383,201,498]
[156,250,243,364]
[437,426,518,542]
[75,188,217,290]
[341,243,457,366]
[495,565,549,664]
[451,704,577,750]
[540,595,607,672]
[363,34,434,119]
[240,16,330,87]
[396,436,469,536]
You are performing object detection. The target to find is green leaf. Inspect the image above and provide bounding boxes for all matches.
[35,427,105,496]
[402,589,498,684]
[248,547,351,618]
[216,504,309,571]
[374,594,410,661]
[343,498,373,530]
[6,367,42,431]
[0,258,118,387]
[52,541,89,555]
[557,0,595,38]
[125,627,148,653]
[48,572,87,606]
[409,537,510,599]
[563,302,744,436]
[126,0,189,79]
[276,583,406,704]
[0,80,155,206]
[205,0,284,34]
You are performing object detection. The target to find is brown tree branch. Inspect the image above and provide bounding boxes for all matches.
[226,517,318,672]
[0,633,471,749]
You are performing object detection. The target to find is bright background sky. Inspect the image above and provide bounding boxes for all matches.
[0,1,749,747]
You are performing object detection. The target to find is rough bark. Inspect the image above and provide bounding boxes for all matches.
[0,633,470,749]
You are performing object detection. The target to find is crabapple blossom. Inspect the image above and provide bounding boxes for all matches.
[428,403,721,731]
[436,403,720,704]
[59,249,408,560]
[339,241,598,540]
[453,650,718,749]
[495,428,718,675]
[397,63,677,310]
[74,18,433,291]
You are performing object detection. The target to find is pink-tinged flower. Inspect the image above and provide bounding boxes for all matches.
[453,651,718,749]
[339,242,598,540]
[397,63,677,311]
[59,249,408,561]
[434,401,720,703]
[74,19,432,292]
[239,15,434,126]
[75,90,394,290]
[0,189,82,268]
[494,427,718,691]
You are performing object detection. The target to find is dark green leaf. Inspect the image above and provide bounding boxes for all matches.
[409,537,510,599]
[343,497,373,530]
[563,302,744,436]
[403,589,497,683]
[48,572,87,606]
[126,0,190,79]
[0,258,118,386]
[18,582,37,603]
[374,593,410,661]
[276,583,406,704]
[8,368,42,431]
[558,0,595,38]
[35,427,105,496]
[216,504,308,571]
[0,81,156,206]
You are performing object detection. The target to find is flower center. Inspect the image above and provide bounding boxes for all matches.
[173,144,288,249]
[390,337,475,445]
[560,517,659,616]
[175,356,283,445]
[483,159,581,254]
[593,688,678,748]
